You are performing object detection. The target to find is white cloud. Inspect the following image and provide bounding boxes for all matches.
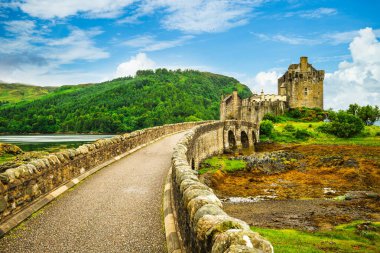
[325,28,380,109]
[0,20,109,85]
[123,35,193,51]
[14,0,134,19]
[253,28,380,46]
[11,0,265,33]
[253,33,320,45]
[324,29,380,45]
[0,65,108,86]
[121,0,264,33]
[295,8,337,19]
[115,52,211,77]
[238,69,283,94]
[272,35,318,45]
[116,53,156,77]
[45,28,109,64]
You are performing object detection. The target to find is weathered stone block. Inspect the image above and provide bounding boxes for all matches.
[212,229,273,253]
[0,196,7,212]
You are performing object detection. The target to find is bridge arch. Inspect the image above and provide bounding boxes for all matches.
[227,130,236,150]
[241,131,249,148]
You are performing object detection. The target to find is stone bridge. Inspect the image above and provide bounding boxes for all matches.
[0,121,272,253]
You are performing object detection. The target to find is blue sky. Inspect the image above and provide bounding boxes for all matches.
[0,0,379,109]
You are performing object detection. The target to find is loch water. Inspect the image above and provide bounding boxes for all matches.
[0,134,115,152]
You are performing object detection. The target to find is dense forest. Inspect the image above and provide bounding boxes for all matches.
[0,69,251,133]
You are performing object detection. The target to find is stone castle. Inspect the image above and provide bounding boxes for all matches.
[220,56,324,124]
[278,56,324,109]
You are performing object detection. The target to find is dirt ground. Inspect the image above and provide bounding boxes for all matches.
[201,143,380,231]
[223,198,379,231]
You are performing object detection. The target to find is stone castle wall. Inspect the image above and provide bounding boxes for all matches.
[171,121,273,252]
[220,91,286,124]
[0,122,202,224]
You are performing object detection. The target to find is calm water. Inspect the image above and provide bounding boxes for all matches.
[0,135,115,152]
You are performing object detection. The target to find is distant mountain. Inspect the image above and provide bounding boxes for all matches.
[0,82,57,104]
[0,69,252,133]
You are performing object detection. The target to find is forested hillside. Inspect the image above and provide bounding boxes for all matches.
[0,69,251,133]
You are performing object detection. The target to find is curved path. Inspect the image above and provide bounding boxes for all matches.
[0,132,187,253]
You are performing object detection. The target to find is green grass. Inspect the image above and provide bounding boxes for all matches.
[199,156,246,174]
[262,122,380,146]
[252,221,380,253]
[0,83,56,104]
[0,153,16,163]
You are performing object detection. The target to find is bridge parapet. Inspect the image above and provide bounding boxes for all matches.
[171,120,273,253]
[0,122,203,231]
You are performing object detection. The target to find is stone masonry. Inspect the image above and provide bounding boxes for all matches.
[171,121,273,252]
[220,91,286,124]
[0,122,201,224]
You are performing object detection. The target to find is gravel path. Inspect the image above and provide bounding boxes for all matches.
[0,132,186,253]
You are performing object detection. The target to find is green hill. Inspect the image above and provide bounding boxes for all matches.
[0,69,252,133]
[0,83,57,104]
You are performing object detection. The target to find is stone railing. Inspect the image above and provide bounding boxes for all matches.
[171,121,273,252]
[0,122,202,224]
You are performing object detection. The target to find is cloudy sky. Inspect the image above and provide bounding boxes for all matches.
[0,0,379,109]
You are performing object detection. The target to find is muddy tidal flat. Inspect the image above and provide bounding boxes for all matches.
[200,143,380,231]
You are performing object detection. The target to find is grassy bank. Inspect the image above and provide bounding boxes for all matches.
[252,221,380,253]
[198,156,246,175]
[261,122,380,146]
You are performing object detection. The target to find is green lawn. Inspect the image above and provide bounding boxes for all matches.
[252,221,380,253]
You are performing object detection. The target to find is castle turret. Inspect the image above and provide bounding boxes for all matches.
[300,56,308,72]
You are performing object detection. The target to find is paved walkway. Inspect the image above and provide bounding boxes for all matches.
[0,132,186,253]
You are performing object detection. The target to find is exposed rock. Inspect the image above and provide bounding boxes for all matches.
[0,143,23,155]
[243,150,304,174]
[344,191,379,200]
[0,196,7,212]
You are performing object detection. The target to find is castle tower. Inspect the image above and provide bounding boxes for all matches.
[220,91,242,120]
[277,56,324,109]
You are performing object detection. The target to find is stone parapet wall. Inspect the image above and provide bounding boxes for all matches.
[171,121,273,253]
[0,122,202,224]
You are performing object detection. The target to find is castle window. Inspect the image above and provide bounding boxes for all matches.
[304,87,308,95]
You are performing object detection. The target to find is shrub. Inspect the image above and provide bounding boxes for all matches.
[318,111,364,138]
[287,108,302,118]
[294,129,312,139]
[283,124,296,132]
[260,120,274,137]
[263,113,279,123]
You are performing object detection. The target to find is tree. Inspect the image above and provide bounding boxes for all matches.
[347,103,360,116]
[357,105,380,125]
[318,111,364,138]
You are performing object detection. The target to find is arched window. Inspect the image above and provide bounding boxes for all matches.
[304,87,308,95]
